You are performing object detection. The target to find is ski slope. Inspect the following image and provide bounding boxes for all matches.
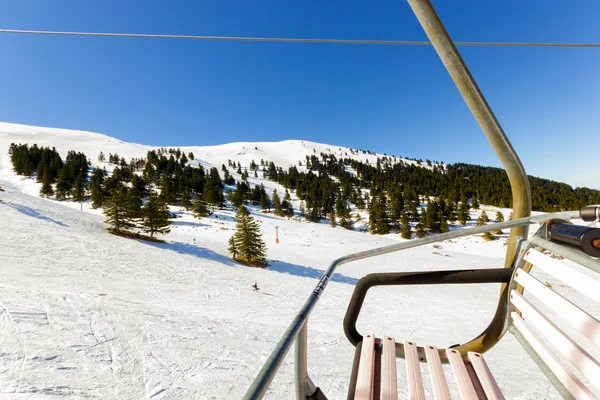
[0,122,569,399]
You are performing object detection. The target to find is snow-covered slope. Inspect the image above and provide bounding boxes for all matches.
[0,121,437,174]
[0,122,569,399]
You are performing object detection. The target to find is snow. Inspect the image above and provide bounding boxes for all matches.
[0,121,594,399]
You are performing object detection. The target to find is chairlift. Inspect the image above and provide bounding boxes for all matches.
[244,1,600,398]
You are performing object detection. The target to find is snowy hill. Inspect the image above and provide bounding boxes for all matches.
[0,122,565,399]
[0,121,436,174]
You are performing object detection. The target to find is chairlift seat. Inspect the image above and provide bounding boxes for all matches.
[347,232,600,400]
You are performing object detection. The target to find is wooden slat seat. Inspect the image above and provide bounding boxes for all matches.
[348,236,600,400]
[508,249,600,398]
[353,336,504,400]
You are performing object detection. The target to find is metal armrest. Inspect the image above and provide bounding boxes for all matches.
[343,268,513,359]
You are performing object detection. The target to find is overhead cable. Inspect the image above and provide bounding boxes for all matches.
[1,28,599,48]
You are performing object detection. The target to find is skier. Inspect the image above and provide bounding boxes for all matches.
[252,282,260,292]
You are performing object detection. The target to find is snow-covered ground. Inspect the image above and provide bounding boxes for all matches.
[0,122,590,399]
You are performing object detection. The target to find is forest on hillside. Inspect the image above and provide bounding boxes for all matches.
[8,143,600,239]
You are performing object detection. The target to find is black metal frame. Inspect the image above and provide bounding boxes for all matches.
[343,268,513,350]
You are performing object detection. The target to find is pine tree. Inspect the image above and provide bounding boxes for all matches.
[98,151,105,162]
[410,201,420,222]
[141,192,172,238]
[192,194,211,218]
[204,167,225,209]
[400,211,412,239]
[476,210,490,226]
[71,171,87,202]
[40,170,54,198]
[272,188,284,216]
[494,211,505,234]
[425,201,441,232]
[440,217,449,233]
[228,236,237,259]
[160,176,176,204]
[229,205,267,265]
[355,194,365,210]
[369,194,390,234]
[127,185,144,224]
[103,187,136,231]
[55,168,71,200]
[89,168,106,208]
[298,200,306,217]
[458,197,470,225]
[329,210,337,227]
[415,208,427,238]
[180,188,192,210]
[472,196,480,209]
[260,190,271,211]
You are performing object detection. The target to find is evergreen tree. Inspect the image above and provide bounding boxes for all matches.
[40,170,54,198]
[494,211,505,234]
[127,185,144,224]
[272,188,284,216]
[192,194,211,218]
[447,200,457,223]
[388,188,404,225]
[71,171,87,202]
[425,201,441,232]
[90,168,106,208]
[204,167,225,209]
[103,187,137,231]
[298,200,306,217]
[400,211,412,239]
[98,151,105,162]
[229,205,267,265]
[329,210,337,227]
[440,217,449,233]
[281,189,294,217]
[141,192,172,238]
[476,210,490,226]
[410,201,420,222]
[369,194,390,234]
[415,210,427,238]
[340,210,353,230]
[55,168,71,200]
[458,197,470,225]
[160,176,176,204]
[180,188,192,209]
[260,190,271,211]
[472,196,480,209]
[355,194,365,210]
[228,236,237,259]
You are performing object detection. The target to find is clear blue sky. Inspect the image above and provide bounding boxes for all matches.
[1,1,598,188]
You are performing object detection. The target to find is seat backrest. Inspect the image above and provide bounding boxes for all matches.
[508,235,600,399]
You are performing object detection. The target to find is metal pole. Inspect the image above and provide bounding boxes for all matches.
[406,0,532,270]
[295,323,316,399]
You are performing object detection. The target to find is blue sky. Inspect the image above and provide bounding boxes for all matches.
[1,1,599,188]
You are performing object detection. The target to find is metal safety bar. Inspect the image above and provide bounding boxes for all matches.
[243,212,579,399]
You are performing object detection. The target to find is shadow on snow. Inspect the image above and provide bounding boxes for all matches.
[143,241,239,267]
[1,202,68,227]
[143,239,358,285]
[268,260,358,285]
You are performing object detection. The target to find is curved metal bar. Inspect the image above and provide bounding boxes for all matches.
[406,0,532,357]
[243,214,575,399]
[406,0,532,268]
